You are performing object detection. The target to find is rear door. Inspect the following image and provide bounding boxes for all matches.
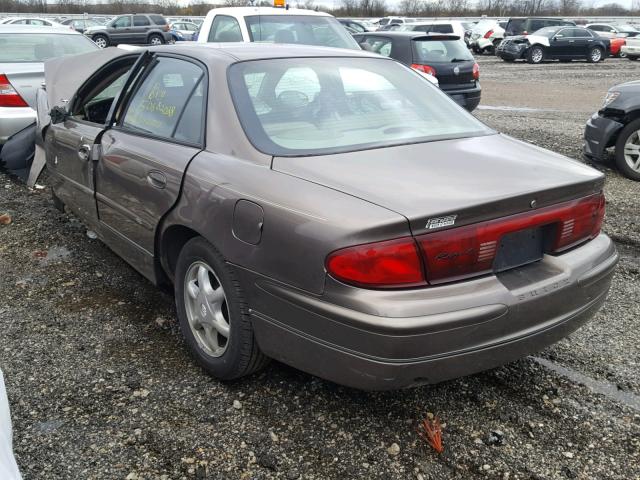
[569,28,595,57]
[132,15,151,43]
[94,55,206,274]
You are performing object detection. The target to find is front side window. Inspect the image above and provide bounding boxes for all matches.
[208,15,243,42]
[245,15,360,50]
[113,16,131,28]
[229,57,492,156]
[122,57,205,143]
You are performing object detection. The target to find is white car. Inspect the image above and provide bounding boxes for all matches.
[621,36,640,59]
[0,371,21,479]
[470,20,507,54]
[586,23,640,38]
[398,20,467,38]
[197,7,359,49]
[0,17,70,29]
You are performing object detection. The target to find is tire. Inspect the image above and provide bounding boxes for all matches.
[614,118,640,181]
[92,35,109,48]
[174,236,269,380]
[527,45,544,64]
[587,46,603,63]
[149,33,164,46]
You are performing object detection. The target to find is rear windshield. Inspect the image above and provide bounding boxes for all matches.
[506,19,525,33]
[228,57,492,156]
[412,39,474,63]
[245,15,360,49]
[0,33,98,62]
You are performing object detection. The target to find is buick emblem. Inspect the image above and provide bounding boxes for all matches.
[453,66,460,76]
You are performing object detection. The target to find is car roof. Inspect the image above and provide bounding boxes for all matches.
[152,42,380,62]
[204,7,331,18]
[0,24,81,34]
[355,31,461,40]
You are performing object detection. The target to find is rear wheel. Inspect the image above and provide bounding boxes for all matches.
[614,118,640,181]
[587,46,603,63]
[527,46,544,64]
[149,33,164,46]
[174,237,269,380]
[93,35,108,48]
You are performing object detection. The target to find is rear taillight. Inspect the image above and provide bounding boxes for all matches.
[417,193,605,284]
[326,237,425,288]
[484,29,494,39]
[411,64,436,76]
[326,193,605,289]
[473,63,480,80]
[0,74,28,107]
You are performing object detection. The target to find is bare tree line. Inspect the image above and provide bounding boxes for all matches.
[0,0,637,17]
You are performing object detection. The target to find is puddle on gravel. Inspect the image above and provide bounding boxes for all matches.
[41,246,71,264]
[533,356,640,412]
[478,105,557,112]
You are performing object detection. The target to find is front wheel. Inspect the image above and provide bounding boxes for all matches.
[93,35,109,48]
[587,47,603,63]
[614,118,640,181]
[527,46,544,64]
[174,237,269,380]
[149,33,164,46]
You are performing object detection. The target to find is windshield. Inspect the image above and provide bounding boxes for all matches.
[228,57,492,156]
[532,26,561,37]
[618,24,639,33]
[412,39,474,63]
[0,33,98,63]
[245,15,360,50]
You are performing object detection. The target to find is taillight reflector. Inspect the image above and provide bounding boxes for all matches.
[484,29,494,39]
[326,194,605,289]
[411,64,437,76]
[326,237,425,288]
[0,74,28,107]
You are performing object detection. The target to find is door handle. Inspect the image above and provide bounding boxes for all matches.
[147,170,167,189]
[78,144,91,161]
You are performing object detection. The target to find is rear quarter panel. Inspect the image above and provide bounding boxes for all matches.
[160,151,409,294]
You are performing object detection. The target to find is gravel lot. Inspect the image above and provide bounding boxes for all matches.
[1,56,639,480]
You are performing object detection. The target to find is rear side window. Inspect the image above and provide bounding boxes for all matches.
[122,57,205,144]
[133,15,150,27]
[529,20,546,31]
[569,28,591,37]
[208,15,243,42]
[506,19,524,33]
[150,15,167,26]
[361,36,393,57]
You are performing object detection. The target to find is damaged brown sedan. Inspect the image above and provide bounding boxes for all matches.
[39,44,617,390]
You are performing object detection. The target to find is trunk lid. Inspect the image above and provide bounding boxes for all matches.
[2,63,43,108]
[272,134,604,236]
[428,61,476,90]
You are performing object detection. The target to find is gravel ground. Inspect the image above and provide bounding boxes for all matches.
[1,55,639,480]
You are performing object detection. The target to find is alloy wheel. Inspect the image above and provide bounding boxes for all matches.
[591,48,602,62]
[94,37,107,48]
[183,261,230,357]
[150,36,163,45]
[623,129,640,172]
[531,48,543,63]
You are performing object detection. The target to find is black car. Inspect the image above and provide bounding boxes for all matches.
[584,81,640,180]
[83,13,173,48]
[504,17,575,37]
[353,32,481,111]
[497,26,609,64]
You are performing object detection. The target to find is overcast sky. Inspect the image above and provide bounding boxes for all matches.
[297,0,635,10]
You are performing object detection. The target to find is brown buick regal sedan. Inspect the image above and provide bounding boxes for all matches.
[39,43,618,390]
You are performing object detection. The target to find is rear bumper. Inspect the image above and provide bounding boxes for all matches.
[583,112,624,160]
[0,106,36,145]
[243,234,617,390]
[442,84,481,111]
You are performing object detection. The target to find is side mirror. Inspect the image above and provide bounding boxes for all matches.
[49,106,68,124]
[554,34,563,39]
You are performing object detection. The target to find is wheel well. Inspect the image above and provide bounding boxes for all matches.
[159,225,200,282]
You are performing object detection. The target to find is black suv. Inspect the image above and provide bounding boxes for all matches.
[504,17,575,37]
[84,14,172,48]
